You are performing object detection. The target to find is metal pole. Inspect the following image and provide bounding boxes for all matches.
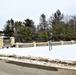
[49,33,52,51]
[49,40,52,51]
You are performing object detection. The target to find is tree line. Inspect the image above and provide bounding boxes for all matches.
[3,10,76,42]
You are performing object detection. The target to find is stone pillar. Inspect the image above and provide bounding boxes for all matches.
[33,42,36,47]
[0,37,3,49]
[71,40,74,44]
[60,40,63,45]
[10,37,15,46]
[16,43,19,48]
[47,41,49,46]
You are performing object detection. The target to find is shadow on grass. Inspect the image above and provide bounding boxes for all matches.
[6,61,58,71]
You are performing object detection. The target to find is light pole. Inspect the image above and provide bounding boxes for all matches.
[49,32,52,51]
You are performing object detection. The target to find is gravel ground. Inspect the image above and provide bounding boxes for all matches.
[0,59,76,75]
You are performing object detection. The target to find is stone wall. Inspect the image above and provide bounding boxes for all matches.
[10,37,15,46]
[0,37,15,49]
[0,37,3,49]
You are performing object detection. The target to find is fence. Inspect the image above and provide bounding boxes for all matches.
[0,37,75,48]
[15,40,76,48]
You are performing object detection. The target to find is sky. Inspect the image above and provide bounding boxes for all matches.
[0,0,76,30]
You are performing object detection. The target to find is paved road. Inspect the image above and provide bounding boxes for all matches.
[0,59,76,75]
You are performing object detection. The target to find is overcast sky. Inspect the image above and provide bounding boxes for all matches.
[0,0,76,30]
